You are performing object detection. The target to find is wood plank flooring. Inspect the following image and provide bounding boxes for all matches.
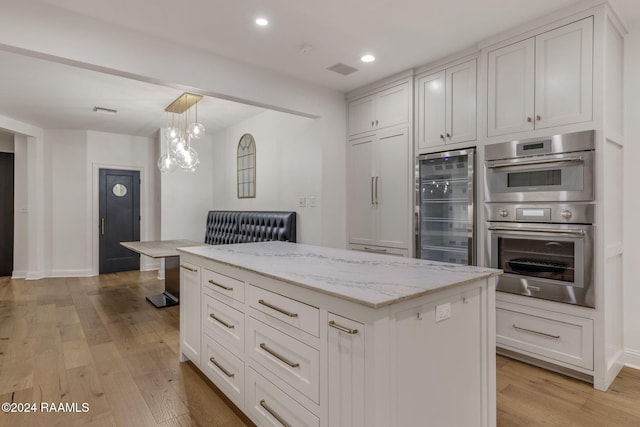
[1,271,639,426]
[0,271,247,427]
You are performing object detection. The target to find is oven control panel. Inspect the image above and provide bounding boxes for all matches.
[485,203,594,224]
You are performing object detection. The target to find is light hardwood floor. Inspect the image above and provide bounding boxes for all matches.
[1,271,639,426]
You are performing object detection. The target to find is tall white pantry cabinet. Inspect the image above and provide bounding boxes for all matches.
[346,73,414,257]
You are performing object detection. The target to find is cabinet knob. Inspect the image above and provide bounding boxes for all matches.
[440,134,445,140]
[527,117,533,123]
[371,121,375,127]
[536,115,542,121]
[375,119,379,126]
[446,133,451,139]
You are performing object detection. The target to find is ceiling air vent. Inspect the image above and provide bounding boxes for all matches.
[326,63,358,76]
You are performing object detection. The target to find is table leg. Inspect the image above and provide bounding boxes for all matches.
[146,256,180,308]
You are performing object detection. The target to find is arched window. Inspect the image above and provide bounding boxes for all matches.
[237,133,256,198]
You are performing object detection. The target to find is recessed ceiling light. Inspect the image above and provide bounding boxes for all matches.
[255,18,269,26]
[361,54,376,63]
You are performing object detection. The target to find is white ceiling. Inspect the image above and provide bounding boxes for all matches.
[1,0,638,137]
[37,0,640,92]
[0,50,265,137]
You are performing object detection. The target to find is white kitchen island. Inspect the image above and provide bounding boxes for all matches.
[177,241,501,427]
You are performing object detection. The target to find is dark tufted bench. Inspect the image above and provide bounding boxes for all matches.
[204,211,296,245]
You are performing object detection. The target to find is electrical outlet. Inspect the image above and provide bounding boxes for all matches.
[298,196,306,207]
[435,302,451,322]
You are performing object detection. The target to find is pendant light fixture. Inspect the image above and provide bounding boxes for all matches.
[159,93,205,173]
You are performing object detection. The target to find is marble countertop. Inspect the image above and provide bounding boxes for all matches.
[178,241,501,308]
[121,239,204,258]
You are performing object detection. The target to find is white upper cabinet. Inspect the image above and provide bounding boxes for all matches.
[487,17,593,137]
[535,17,593,129]
[417,59,477,151]
[348,82,409,137]
[487,38,535,136]
[417,71,446,148]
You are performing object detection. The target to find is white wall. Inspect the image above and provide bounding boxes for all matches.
[623,26,640,368]
[45,130,89,276]
[160,133,215,242]
[13,134,28,277]
[87,131,159,274]
[0,132,13,152]
[210,110,321,244]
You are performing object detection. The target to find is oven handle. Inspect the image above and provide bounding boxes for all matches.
[486,156,584,169]
[488,226,585,236]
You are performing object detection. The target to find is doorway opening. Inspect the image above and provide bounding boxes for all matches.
[0,152,14,277]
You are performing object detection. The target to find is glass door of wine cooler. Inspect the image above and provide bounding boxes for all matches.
[417,149,475,265]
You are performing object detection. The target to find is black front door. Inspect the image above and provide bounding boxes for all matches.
[99,169,140,274]
[0,152,14,277]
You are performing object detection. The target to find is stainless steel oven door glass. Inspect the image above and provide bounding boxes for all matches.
[486,222,594,308]
[485,130,595,203]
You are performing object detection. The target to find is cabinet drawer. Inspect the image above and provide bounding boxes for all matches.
[497,305,593,370]
[203,268,245,302]
[202,293,244,354]
[246,368,319,427]
[248,317,320,403]
[248,285,319,337]
[202,333,244,409]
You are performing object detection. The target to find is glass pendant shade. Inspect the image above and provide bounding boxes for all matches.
[188,122,205,139]
[165,126,180,141]
[170,138,187,156]
[157,153,178,173]
[175,146,199,170]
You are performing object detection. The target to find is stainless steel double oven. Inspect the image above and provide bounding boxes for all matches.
[485,130,595,307]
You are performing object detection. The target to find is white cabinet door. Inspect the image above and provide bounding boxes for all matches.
[487,17,593,137]
[417,70,446,149]
[348,82,409,137]
[376,128,410,249]
[487,38,535,137]
[180,261,201,365]
[375,83,410,130]
[348,129,410,250]
[348,95,376,136]
[328,313,365,427]
[535,17,593,129]
[446,59,477,144]
[418,59,477,149]
[348,135,376,247]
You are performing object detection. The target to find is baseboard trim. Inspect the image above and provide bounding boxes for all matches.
[25,271,44,280]
[11,270,27,279]
[625,348,640,370]
[46,269,95,278]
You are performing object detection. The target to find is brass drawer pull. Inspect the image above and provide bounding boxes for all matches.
[259,343,299,368]
[329,320,358,335]
[258,299,298,317]
[180,265,197,272]
[208,279,233,291]
[209,313,234,329]
[260,400,291,427]
[513,324,560,339]
[209,357,234,378]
